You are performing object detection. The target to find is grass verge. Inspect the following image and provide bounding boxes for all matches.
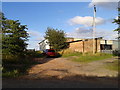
[72,53,113,63]
[62,50,113,63]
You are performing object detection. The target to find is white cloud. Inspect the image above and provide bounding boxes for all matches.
[27,30,44,50]
[66,27,118,40]
[94,28,118,40]
[115,16,118,20]
[27,41,40,50]
[28,30,41,37]
[75,27,92,33]
[66,27,93,38]
[28,30,44,41]
[34,37,44,41]
[89,0,118,10]
[69,16,105,27]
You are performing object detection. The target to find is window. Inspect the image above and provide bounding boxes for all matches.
[100,44,112,50]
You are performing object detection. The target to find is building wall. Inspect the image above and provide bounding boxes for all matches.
[66,38,74,42]
[39,39,50,51]
[69,41,83,52]
[113,40,119,50]
[100,40,113,44]
[69,39,101,53]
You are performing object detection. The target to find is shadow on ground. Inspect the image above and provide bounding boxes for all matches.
[2,54,62,78]
[34,53,62,64]
[2,75,118,88]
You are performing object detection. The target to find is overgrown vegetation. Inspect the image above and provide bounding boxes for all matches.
[61,49,113,63]
[113,50,120,56]
[1,13,44,78]
[2,50,44,78]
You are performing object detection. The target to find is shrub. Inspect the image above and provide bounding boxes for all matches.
[113,49,120,56]
[2,50,43,78]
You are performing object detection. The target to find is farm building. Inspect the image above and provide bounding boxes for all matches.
[38,39,50,51]
[38,38,119,53]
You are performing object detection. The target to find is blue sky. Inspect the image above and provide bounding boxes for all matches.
[2,1,119,50]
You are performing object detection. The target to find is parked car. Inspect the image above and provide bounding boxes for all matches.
[43,49,57,57]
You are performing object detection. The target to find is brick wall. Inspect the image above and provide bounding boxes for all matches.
[68,39,101,53]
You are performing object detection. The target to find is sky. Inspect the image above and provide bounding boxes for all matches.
[1,0,119,50]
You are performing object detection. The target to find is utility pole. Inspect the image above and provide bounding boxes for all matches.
[82,39,85,55]
[93,5,96,54]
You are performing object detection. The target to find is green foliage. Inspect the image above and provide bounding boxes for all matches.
[113,8,120,38]
[2,69,19,78]
[25,50,44,58]
[113,8,120,26]
[2,13,29,56]
[113,50,120,56]
[44,27,68,51]
[1,13,32,78]
[73,53,113,63]
[2,49,45,78]
[2,54,40,78]
[62,51,113,63]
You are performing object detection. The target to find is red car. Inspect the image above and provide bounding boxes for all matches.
[43,49,56,57]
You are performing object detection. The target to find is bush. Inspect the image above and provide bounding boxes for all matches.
[24,50,44,58]
[2,54,23,64]
[113,49,120,56]
[2,50,42,78]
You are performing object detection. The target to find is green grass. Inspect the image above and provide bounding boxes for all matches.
[104,60,118,71]
[2,50,45,78]
[2,61,38,78]
[2,69,20,78]
[2,52,41,78]
[73,53,113,63]
[62,52,82,57]
[62,51,113,63]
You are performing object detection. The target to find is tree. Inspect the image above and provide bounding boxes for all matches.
[113,8,120,33]
[1,13,29,57]
[44,27,68,51]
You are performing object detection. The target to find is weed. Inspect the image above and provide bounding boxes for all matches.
[61,50,113,63]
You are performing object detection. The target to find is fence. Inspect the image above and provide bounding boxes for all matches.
[100,50,113,54]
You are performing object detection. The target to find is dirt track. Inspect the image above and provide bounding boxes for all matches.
[26,57,118,79]
[2,57,118,88]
